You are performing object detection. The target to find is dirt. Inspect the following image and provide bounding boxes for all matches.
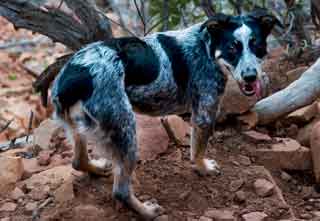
[1,17,320,221]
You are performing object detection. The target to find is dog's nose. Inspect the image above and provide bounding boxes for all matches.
[242,68,257,83]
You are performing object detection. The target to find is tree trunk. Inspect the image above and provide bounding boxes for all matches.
[252,58,320,125]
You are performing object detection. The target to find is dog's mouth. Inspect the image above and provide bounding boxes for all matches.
[239,80,262,98]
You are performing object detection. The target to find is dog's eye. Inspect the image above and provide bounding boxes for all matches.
[229,40,241,53]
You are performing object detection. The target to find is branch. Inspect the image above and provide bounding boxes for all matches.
[0,0,112,50]
[246,58,320,125]
[200,0,215,17]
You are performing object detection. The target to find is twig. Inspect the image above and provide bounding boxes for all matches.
[0,118,14,134]
[0,86,33,97]
[0,135,33,152]
[26,111,34,143]
[32,197,54,221]
[133,0,146,35]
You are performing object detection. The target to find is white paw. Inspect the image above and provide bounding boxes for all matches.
[90,158,112,169]
[193,158,221,176]
[142,200,164,220]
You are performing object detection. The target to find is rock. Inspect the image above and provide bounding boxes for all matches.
[22,165,73,191]
[280,171,292,182]
[199,217,212,221]
[300,213,313,219]
[28,185,50,200]
[25,202,38,212]
[242,130,272,143]
[136,115,169,160]
[0,202,17,212]
[73,204,104,221]
[229,179,244,192]
[22,158,47,177]
[54,178,74,203]
[217,76,257,122]
[234,191,246,203]
[286,102,318,125]
[242,212,268,221]
[238,155,251,166]
[10,187,25,200]
[311,121,320,184]
[313,211,320,217]
[155,215,169,221]
[285,66,308,86]
[165,115,190,145]
[297,118,320,147]
[33,119,61,150]
[37,150,52,166]
[253,138,312,170]
[254,179,274,197]
[204,209,235,221]
[0,156,24,195]
[1,217,10,221]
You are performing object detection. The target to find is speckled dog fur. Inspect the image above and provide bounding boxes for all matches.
[51,10,278,220]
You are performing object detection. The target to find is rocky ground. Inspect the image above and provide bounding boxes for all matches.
[1,17,320,221]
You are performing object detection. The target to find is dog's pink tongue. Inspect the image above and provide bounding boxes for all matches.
[253,80,262,99]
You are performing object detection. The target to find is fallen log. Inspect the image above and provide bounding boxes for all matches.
[249,58,320,125]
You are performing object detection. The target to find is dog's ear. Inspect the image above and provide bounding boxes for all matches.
[201,14,236,34]
[248,8,283,36]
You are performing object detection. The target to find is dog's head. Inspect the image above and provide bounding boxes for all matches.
[201,9,279,98]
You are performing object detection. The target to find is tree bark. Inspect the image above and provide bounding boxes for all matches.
[252,58,320,125]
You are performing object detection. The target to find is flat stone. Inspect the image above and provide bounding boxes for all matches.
[0,202,17,212]
[155,215,169,221]
[204,209,235,221]
[242,212,268,221]
[253,138,312,170]
[254,179,274,197]
[243,130,272,143]
[199,217,213,221]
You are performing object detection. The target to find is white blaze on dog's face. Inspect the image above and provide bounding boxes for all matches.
[232,24,263,97]
[204,10,278,99]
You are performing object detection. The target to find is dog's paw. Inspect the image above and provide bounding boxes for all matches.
[193,158,221,176]
[87,158,113,177]
[141,200,164,220]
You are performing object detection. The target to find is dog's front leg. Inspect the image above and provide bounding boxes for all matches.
[190,97,220,176]
[190,125,220,176]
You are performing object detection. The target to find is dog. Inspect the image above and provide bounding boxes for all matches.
[51,9,278,220]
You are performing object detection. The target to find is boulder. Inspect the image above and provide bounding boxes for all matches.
[253,138,312,170]
[0,156,24,195]
[136,114,169,160]
[0,202,17,212]
[33,119,61,150]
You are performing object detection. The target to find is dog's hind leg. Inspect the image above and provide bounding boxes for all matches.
[64,111,112,177]
[110,110,163,220]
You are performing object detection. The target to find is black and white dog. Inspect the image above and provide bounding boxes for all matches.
[51,9,277,220]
